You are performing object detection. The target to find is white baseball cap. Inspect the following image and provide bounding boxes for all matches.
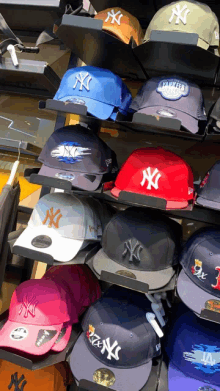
[13,192,102,262]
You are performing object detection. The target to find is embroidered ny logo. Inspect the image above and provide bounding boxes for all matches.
[8,373,27,391]
[105,9,123,25]
[169,4,190,25]
[42,208,62,228]
[73,72,92,91]
[122,239,143,263]
[141,167,161,190]
[19,294,38,318]
[201,352,216,366]
[101,337,121,360]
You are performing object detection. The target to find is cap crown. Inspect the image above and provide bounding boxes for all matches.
[101,208,182,271]
[94,7,144,45]
[180,228,220,299]
[166,308,220,385]
[198,161,220,202]
[38,125,117,175]
[81,286,161,368]
[144,1,219,50]
[28,193,102,240]
[130,77,206,121]
[114,148,194,202]
[54,66,132,113]
[9,279,70,325]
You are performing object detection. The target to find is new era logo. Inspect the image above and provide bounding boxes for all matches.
[141,167,161,190]
[105,9,123,25]
[8,373,27,391]
[42,208,62,229]
[169,4,190,25]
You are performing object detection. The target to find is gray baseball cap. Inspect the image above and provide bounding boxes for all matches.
[196,161,220,210]
[129,76,207,134]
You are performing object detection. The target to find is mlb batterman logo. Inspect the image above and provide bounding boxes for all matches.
[157,79,189,101]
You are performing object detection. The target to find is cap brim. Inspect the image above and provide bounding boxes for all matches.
[0,319,62,355]
[137,106,199,134]
[56,96,115,120]
[38,165,102,191]
[196,196,220,211]
[177,269,219,315]
[70,333,152,391]
[93,249,175,290]
[51,323,72,352]
[168,362,220,391]
[13,225,84,263]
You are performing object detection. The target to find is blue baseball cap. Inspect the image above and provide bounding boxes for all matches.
[165,305,220,391]
[54,66,132,120]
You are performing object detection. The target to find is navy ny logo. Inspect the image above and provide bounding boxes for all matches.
[8,373,27,391]
[122,239,143,264]
[73,72,92,91]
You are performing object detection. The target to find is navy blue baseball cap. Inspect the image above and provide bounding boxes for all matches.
[70,285,161,391]
[197,161,220,210]
[177,227,220,318]
[165,305,220,391]
[54,66,132,120]
[38,124,118,191]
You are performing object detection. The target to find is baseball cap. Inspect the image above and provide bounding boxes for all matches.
[93,207,182,290]
[177,227,220,317]
[70,285,161,391]
[129,76,207,134]
[94,8,144,46]
[38,125,118,191]
[0,279,71,355]
[196,161,220,210]
[165,306,220,391]
[144,1,219,55]
[111,147,195,210]
[13,193,102,263]
[53,66,132,120]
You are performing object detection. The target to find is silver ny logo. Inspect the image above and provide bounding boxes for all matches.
[73,72,92,91]
[141,167,161,190]
[19,294,39,318]
[122,239,143,263]
[169,4,190,25]
[105,9,123,25]
[8,373,27,391]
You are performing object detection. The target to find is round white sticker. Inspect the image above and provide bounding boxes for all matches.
[10,327,28,341]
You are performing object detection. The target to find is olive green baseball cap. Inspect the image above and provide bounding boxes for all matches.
[144,1,219,55]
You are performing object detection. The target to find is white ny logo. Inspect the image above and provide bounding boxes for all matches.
[105,9,123,25]
[169,4,190,25]
[141,167,161,190]
[73,72,92,91]
[201,352,216,366]
[101,338,121,360]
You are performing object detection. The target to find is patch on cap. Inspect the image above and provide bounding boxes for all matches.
[10,327,28,341]
[66,98,86,105]
[93,368,115,387]
[198,387,217,391]
[157,79,189,101]
[157,108,176,117]
[116,270,136,279]
[205,300,220,313]
[55,172,75,182]
[200,172,210,188]
[31,235,52,249]
[51,142,91,164]
[35,329,57,347]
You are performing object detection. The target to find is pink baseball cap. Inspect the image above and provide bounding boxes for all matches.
[0,279,71,355]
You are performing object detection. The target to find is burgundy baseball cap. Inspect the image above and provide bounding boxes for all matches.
[111,147,194,210]
[0,279,71,355]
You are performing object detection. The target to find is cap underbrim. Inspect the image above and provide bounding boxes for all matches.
[56,96,115,120]
[177,269,219,316]
[0,319,62,355]
[93,249,175,290]
[137,106,199,134]
[51,323,72,352]
[13,225,84,263]
[168,362,220,391]
[38,165,103,191]
[70,333,152,391]
[196,196,220,211]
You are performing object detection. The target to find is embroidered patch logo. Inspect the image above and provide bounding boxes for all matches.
[10,327,28,341]
[205,300,220,314]
[73,72,92,91]
[87,324,121,361]
[55,172,75,182]
[198,387,217,391]
[212,267,220,291]
[141,167,161,190]
[93,368,115,387]
[8,372,27,391]
[157,79,189,101]
[122,239,143,264]
[169,4,190,25]
[42,207,62,229]
[105,9,123,25]
[51,142,91,164]
[19,294,38,318]
[191,259,207,282]
[183,344,220,374]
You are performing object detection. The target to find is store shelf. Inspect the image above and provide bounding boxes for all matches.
[54,14,147,80]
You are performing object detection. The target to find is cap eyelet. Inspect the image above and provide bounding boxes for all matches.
[209,252,213,256]
[100,322,103,326]
[130,333,133,338]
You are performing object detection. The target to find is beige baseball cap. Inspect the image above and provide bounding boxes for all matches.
[144,1,219,55]
[94,7,144,46]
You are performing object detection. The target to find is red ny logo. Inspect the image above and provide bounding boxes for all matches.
[42,208,62,228]
[19,294,39,318]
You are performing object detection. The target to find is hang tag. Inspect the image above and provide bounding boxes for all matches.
[146,312,164,338]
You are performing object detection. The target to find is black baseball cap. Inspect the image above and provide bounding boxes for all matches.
[177,227,220,317]
[70,285,161,391]
[38,124,118,191]
[93,208,182,290]
[196,161,220,210]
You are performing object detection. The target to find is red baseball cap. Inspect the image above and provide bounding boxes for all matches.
[111,147,194,210]
[0,279,71,355]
